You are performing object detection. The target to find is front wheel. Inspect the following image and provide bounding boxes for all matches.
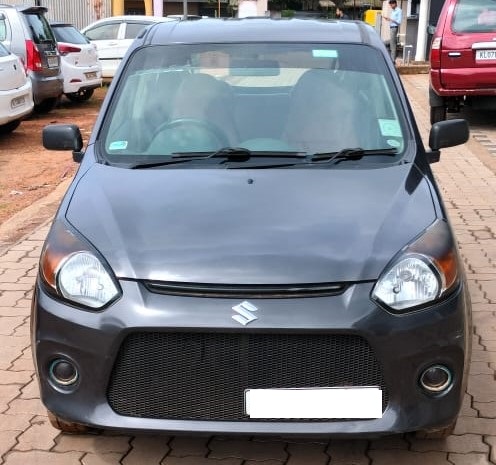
[66,88,95,103]
[430,105,446,124]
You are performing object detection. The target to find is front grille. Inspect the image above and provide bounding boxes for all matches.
[107,332,388,421]
[143,281,348,298]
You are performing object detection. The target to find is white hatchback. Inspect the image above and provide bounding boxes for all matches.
[81,16,176,79]
[0,42,33,134]
[51,22,102,102]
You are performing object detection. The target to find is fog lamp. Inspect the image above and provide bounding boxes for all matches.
[49,358,79,386]
[419,365,452,394]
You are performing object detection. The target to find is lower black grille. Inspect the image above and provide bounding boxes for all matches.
[107,332,388,421]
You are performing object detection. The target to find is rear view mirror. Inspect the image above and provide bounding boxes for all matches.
[43,124,84,162]
[429,119,469,150]
[427,24,436,35]
[427,119,469,163]
[230,59,280,76]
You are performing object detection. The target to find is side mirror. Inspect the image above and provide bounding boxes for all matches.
[43,124,84,162]
[427,119,469,163]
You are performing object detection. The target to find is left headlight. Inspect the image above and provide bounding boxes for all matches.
[40,221,121,310]
[371,220,460,312]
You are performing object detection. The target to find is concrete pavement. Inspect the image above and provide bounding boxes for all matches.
[0,73,495,464]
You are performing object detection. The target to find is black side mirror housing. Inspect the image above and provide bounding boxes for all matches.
[43,124,84,162]
[427,119,469,163]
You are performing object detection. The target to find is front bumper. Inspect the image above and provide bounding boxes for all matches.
[31,279,471,436]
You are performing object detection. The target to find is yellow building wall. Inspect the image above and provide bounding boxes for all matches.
[112,0,153,15]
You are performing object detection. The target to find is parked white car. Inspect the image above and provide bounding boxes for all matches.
[51,22,102,102]
[81,16,176,79]
[0,42,34,134]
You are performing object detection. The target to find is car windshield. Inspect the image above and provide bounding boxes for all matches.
[101,43,408,168]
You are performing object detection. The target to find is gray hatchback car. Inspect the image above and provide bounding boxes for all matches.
[0,4,63,112]
[35,18,471,438]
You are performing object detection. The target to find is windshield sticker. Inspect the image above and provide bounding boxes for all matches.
[312,49,338,58]
[386,139,402,148]
[379,119,401,137]
[109,141,128,151]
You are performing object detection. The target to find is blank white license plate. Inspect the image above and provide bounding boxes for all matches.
[85,71,97,79]
[11,95,25,109]
[47,55,58,68]
[476,50,496,61]
[245,387,383,419]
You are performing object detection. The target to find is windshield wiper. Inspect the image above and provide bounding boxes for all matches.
[129,148,306,169]
[228,147,399,169]
[172,147,307,160]
[309,147,398,164]
[128,147,396,169]
[129,158,204,169]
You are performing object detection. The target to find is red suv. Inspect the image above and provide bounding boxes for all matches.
[429,0,496,123]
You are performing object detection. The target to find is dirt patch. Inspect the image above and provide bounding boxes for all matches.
[0,87,106,249]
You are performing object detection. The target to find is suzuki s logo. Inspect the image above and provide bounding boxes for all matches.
[232,301,258,326]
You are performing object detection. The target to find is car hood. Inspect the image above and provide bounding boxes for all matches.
[66,164,437,283]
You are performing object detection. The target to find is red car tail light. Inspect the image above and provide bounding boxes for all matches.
[58,44,82,55]
[25,39,42,71]
[430,37,442,69]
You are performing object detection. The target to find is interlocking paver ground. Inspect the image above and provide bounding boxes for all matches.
[0,73,495,464]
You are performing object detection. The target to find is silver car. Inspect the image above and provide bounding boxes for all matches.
[0,5,62,112]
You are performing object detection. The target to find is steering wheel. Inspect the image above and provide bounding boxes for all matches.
[152,118,230,149]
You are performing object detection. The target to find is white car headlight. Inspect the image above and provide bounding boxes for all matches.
[58,252,119,308]
[40,221,121,310]
[372,220,460,312]
[372,255,441,310]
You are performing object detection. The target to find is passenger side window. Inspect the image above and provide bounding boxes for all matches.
[125,22,150,39]
[85,23,120,40]
[0,17,7,41]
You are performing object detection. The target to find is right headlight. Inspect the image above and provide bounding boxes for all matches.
[371,220,460,312]
[39,220,121,310]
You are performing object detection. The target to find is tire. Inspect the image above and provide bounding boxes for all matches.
[66,88,95,103]
[0,119,21,135]
[415,419,456,439]
[47,410,98,434]
[34,97,59,114]
[430,105,446,124]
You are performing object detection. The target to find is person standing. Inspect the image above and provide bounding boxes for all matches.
[383,0,402,62]
[335,7,350,20]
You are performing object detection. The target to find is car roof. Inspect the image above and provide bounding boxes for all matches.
[82,15,176,30]
[141,18,380,47]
